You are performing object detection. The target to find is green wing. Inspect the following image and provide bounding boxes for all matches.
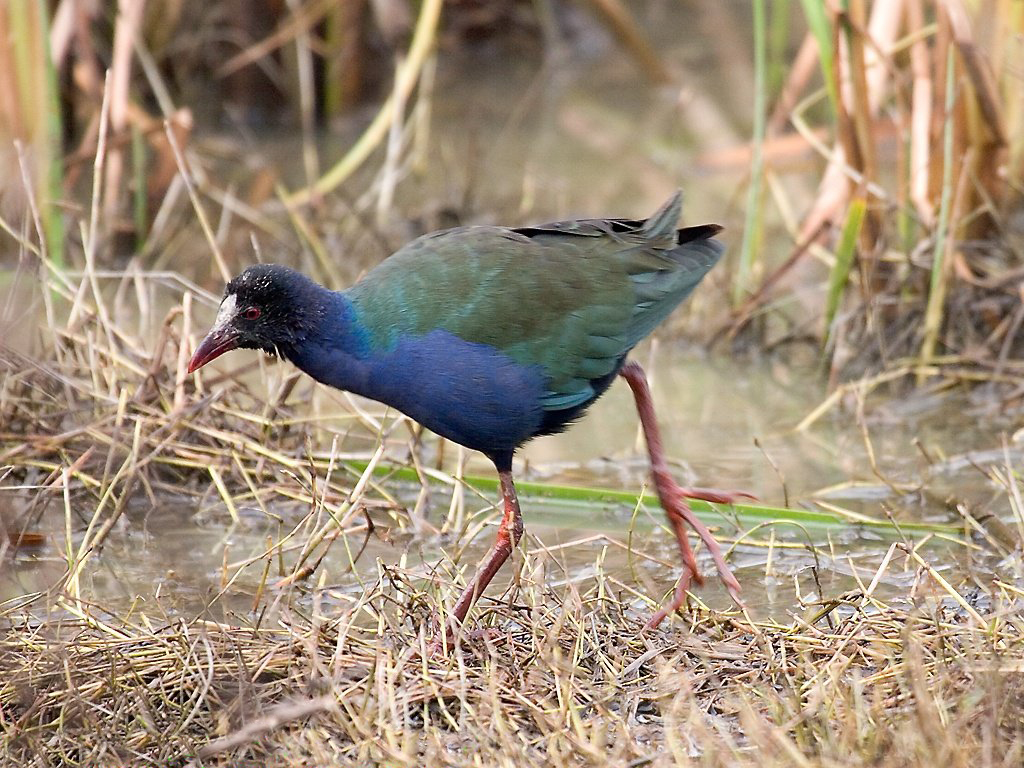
[346,193,723,410]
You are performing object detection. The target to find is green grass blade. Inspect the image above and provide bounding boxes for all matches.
[767,0,792,99]
[734,0,768,305]
[8,0,64,267]
[342,459,963,538]
[920,47,957,368]
[823,197,866,348]
[797,0,838,116]
[38,0,63,268]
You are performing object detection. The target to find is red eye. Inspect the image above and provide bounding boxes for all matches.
[244,307,261,320]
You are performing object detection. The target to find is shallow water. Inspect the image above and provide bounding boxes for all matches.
[2,1,1022,627]
[3,346,1018,627]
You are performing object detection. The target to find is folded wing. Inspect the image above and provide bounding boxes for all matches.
[348,192,723,412]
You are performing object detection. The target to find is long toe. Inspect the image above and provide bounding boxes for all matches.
[678,486,757,505]
[645,567,694,629]
[670,492,743,606]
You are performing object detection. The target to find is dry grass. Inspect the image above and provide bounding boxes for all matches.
[1,260,1023,765]
[3,560,1024,766]
[3,3,1024,765]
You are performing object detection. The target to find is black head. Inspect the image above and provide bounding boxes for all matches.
[188,264,326,373]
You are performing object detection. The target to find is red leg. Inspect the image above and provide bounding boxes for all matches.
[619,361,745,628]
[438,469,523,647]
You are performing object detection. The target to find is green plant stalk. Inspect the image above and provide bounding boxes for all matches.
[38,0,63,267]
[9,0,65,266]
[920,48,957,367]
[767,0,791,99]
[823,197,866,348]
[11,0,65,268]
[341,459,962,537]
[734,0,767,305]
[798,0,838,117]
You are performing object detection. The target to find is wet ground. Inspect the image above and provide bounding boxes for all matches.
[4,344,1018,628]
[2,1,1022,630]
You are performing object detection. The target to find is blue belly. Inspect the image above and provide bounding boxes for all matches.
[365,331,548,457]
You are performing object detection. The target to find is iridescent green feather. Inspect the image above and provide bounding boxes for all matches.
[346,193,723,410]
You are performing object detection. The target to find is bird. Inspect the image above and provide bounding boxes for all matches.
[188,191,747,641]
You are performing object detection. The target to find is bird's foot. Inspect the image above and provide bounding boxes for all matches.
[618,361,748,629]
[644,563,694,630]
[668,486,743,603]
[423,636,448,658]
[676,486,757,505]
[644,478,745,629]
[419,468,522,657]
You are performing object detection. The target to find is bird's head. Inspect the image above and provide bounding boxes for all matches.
[188,264,326,373]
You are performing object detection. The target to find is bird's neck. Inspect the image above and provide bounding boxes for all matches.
[283,290,374,394]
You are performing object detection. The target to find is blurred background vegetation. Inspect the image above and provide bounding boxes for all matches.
[1,0,1022,381]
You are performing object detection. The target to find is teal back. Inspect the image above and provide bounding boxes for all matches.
[346,193,723,411]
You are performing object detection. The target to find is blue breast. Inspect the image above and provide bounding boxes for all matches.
[286,301,548,461]
[365,330,547,457]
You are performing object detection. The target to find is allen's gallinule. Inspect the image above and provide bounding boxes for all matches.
[189,192,746,638]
